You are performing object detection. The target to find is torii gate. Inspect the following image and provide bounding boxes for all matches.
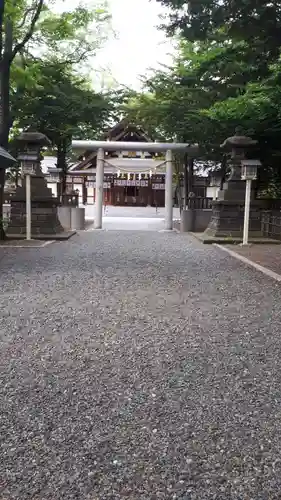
[71,140,198,230]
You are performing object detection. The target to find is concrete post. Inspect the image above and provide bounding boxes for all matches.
[242,178,251,245]
[181,209,194,232]
[94,147,104,229]
[165,149,173,230]
[71,207,85,230]
[26,174,31,240]
[58,206,71,230]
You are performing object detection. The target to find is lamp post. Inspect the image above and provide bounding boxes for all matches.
[241,159,261,245]
[18,155,36,240]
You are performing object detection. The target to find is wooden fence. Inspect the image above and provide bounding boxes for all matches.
[187,197,213,210]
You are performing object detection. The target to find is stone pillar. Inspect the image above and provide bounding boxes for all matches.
[165,149,173,230]
[6,131,74,239]
[94,148,104,229]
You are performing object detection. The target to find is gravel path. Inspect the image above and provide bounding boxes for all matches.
[1,230,281,499]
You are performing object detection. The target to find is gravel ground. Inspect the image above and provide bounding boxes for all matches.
[1,230,281,499]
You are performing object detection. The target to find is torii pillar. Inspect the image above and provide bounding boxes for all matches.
[165,149,173,230]
[95,148,104,229]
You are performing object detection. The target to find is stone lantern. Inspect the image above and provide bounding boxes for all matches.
[6,131,74,239]
[219,131,257,199]
[203,130,263,240]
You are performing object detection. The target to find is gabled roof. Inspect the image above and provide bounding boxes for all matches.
[73,120,153,171]
[72,151,97,171]
[104,119,151,142]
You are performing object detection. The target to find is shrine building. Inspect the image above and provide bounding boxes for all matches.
[68,120,168,207]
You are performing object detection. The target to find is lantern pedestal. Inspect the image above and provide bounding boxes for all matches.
[6,174,75,239]
[203,199,263,238]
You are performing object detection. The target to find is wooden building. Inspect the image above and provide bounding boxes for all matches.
[69,120,167,207]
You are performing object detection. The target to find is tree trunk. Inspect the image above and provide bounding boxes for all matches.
[0,59,11,239]
[183,153,188,208]
[0,0,45,238]
[187,158,194,196]
[220,154,227,190]
[0,12,12,239]
[57,138,68,197]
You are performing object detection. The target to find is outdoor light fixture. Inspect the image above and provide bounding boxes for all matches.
[241,159,260,181]
[18,155,37,176]
[241,159,261,245]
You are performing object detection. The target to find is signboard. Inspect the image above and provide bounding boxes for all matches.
[114,179,149,187]
[86,182,111,189]
[67,175,84,183]
[152,183,165,190]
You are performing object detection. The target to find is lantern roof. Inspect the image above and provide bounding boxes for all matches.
[16,131,51,147]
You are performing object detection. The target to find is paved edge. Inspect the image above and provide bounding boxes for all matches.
[0,240,55,248]
[214,243,281,283]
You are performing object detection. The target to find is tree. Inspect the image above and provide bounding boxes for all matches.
[14,61,113,194]
[157,0,281,57]
[205,63,281,197]
[0,0,110,237]
[123,40,224,153]
[127,1,281,195]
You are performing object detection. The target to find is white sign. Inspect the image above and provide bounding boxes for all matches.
[114,179,149,187]
[87,182,111,188]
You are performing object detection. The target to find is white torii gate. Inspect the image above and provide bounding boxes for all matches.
[71,140,198,230]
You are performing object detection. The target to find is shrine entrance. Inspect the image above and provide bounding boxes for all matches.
[72,139,198,230]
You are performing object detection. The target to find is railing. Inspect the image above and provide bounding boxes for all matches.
[261,210,281,240]
[187,197,213,210]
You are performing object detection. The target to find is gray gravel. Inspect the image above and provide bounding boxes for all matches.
[1,230,281,499]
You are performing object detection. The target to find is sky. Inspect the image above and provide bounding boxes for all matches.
[55,0,175,91]
[93,0,174,90]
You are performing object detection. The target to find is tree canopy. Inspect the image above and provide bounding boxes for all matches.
[121,1,281,195]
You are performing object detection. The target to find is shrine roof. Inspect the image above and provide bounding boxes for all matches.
[73,120,157,172]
